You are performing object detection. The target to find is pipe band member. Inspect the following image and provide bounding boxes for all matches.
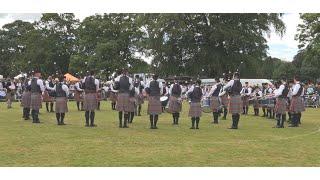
[207,77,222,124]
[289,75,305,127]
[168,77,182,125]
[145,74,163,129]
[187,79,203,129]
[82,70,100,127]
[54,75,69,125]
[274,78,289,128]
[223,72,242,129]
[29,69,45,123]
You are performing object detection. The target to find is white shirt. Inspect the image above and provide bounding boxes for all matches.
[74,82,83,91]
[82,76,100,91]
[292,82,301,96]
[28,77,45,92]
[145,79,163,95]
[115,75,133,90]
[254,90,263,97]
[241,86,252,95]
[53,83,70,96]
[274,84,286,97]
[45,80,55,91]
[223,79,236,91]
[186,84,195,95]
[207,82,221,97]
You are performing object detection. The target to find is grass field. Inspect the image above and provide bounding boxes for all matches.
[0,101,319,167]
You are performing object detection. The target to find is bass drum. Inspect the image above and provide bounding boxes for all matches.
[201,97,211,113]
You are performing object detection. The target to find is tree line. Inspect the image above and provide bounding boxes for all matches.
[0,13,318,82]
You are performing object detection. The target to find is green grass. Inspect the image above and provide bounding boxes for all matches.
[0,101,319,167]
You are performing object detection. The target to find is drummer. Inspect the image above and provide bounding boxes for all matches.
[252,86,263,116]
[186,79,203,129]
[168,77,182,125]
[161,82,169,112]
[240,82,252,115]
[219,74,230,120]
[207,78,222,124]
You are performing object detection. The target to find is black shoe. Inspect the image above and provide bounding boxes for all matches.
[90,124,97,127]
[85,124,90,127]
[288,124,298,127]
[228,127,237,129]
[190,127,195,129]
[153,126,158,129]
[196,127,199,129]
[221,117,226,120]
[123,125,129,128]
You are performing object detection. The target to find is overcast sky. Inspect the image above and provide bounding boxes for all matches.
[0,13,302,62]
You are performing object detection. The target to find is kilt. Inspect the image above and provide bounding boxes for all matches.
[210,96,221,112]
[127,97,136,112]
[116,93,130,112]
[252,99,260,109]
[242,96,249,106]
[6,92,14,101]
[267,98,276,109]
[168,96,182,113]
[83,93,98,111]
[290,96,305,113]
[136,93,144,105]
[42,90,53,102]
[229,95,242,114]
[220,95,229,107]
[188,102,202,117]
[30,93,42,110]
[55,97,68,113]
[21,91,31,108]
[274,98,287,115]
[97,92,102,102]
[147,96,162,115]
[109,92,118,103]
[74,91,84,102]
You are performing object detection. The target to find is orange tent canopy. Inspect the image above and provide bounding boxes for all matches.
[64,73,79,82]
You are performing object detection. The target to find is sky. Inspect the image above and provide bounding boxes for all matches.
[0,13,302,62]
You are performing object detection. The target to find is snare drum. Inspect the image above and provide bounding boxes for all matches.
[201,97,211,113]
[160,96,169,107]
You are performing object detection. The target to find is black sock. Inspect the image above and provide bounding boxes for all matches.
[130,112,134,123]
[154,115,159,127]
[61,113,65,124]
[123,113,129,127]
[85,111,90,126]
[31,110,35,122]
[172,114,176,124]
[213,112,219,123]
[90,111,95,126]
[191,117,195,128]
[235,114,240,128]
[262,108,266,116]
[26,108,30,119]
[56,113,61,124]
[119,111,123,127]
[149,115,153,128]
[138,105,141,115]
[46,103,49,112]
[50,102,54,112]
[97,102,100,110]
[195,117,200,128]
[297,113,301,124]
[176,113,179,124]
[35,110,40,122]
[23,108,26,118]
[223,108,227,118]
[77,102,80,110]
[245,107,249,114]
[281,114,286,127]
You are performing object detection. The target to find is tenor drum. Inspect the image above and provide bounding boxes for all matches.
[160,96,169,107]
[201,97,211,113]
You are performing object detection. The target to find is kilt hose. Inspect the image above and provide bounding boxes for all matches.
[42,90,53,102]
[242,96,249,107]
[252,98,260,109]
[210,96,221,112]
[55,97,68,113]
[128,97,136,113]
[275,98,287,115]
[21,91,31,108]
[74,91,84,102]
[30,93,42,110]
[290,96,305,113]
[220,95,229,108]
[136,93,144,105]
[168,96,182,113]
[147,96,162,115]
[83,93,98,111]
[229,95,242,114]
[116,93,130,112]
[188,102,202,117]
[109,92,118,103]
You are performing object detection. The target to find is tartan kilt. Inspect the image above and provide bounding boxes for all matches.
[127,97,136,112]
[252,99,260,109]
[229,95,242,114]
[21,91,31,108]
[290,96,305,113]
[147,96,162,115]
[136,93,144,105]
[188,102,202,117]
[210,96,221,112]
[242,96,249,106]
[220,95,229,107]
[30,93,42,110]
[42,91,53,102]
[168,96,182,113]
[275,98,287,115]
[55,97,68,113]
[109,92,118,103]
[83,93,98,111]
[97,92,102,101]
[74,91,84,102]
[6,92,14,101]
[116,93,130,112]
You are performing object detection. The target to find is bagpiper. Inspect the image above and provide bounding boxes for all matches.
[219,75,230,120]
[168,77,182,125]
[29,70,45,123]
[252,86,263,116]
[54,75,69,125]
[44,76,55,112]
[223,72,242,129]
[21,77,31,120]
[114,68,133,128]
[241,82,252,115]
[74,77,84,111]
[145,74,163,129]
[186,79,203,129]
[82,71,100,127]
[289,76,305,127]
[134,75,145,116]
[273,78,289,128]
[208,78,222,124]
